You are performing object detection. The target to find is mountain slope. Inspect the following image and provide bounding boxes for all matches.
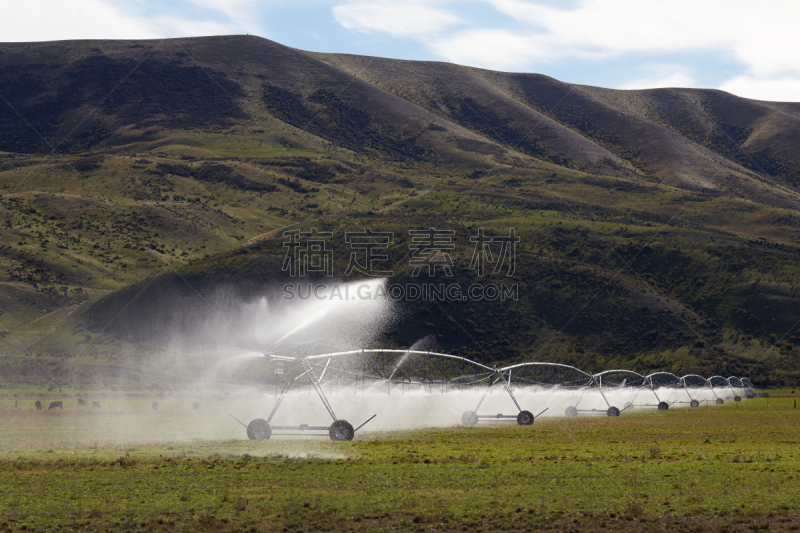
[1,36,800,388]
[0,36,520,166]
[309,51,800,207]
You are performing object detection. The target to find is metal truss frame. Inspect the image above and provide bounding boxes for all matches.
[233,349,757,440]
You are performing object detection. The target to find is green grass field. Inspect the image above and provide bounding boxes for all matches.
[0,394,798,531]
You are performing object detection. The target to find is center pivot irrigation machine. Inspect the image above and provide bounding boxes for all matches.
[591,370,655,414]
[233,350,552,441]
[231,349,757,441]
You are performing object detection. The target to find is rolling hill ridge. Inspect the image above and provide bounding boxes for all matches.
[1,35,800,388]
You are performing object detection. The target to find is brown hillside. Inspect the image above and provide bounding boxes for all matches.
[310,51,800,208]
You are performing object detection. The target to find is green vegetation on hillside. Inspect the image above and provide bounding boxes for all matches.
[2,36,800,388]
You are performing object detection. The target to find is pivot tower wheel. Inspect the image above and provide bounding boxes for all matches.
[516,410,534,426]
[607,406,620,417]
[734,396,742,402]
[690,399,700,408]
[657,402,669,411]
[716,398,724,405]
[565,406,578,417]
[329,420,355,441]
[246,418,272,440]
[461,410,479,427]
[746,394,754,400]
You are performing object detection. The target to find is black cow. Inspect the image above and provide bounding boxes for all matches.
[48,401,63,410]
[77,398,87,407]
[92,401,102,409]
[152,401,159,411]
[35,400,41,410]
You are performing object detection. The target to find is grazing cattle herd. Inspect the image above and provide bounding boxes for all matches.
[20,398,212,411]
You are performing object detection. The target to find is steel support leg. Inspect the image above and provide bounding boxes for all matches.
[497,369,522,412]
[267,378,295,423]
[592,376,612,408]
[684,387,695,402]
[651,387,662,404]
[302,359,338,422]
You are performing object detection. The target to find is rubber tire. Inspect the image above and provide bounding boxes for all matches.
[657,402,669,411]
[746,394,754,400]
[461,410,479,426]
[517,410,534,426]
[329,419,355,441]
[607,406,620,417]
[716,398,724,405]
[690,399,700,408]
[624,402,633,410]
[734,396,741,402]
[565,406,578,417]
[246,418,272,440]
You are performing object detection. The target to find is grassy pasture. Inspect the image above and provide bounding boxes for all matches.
[0,394,798,531]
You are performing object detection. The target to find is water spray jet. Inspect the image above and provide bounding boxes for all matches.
[232,350,756,440]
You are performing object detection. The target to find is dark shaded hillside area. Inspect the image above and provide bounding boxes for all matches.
[1,35,800,388]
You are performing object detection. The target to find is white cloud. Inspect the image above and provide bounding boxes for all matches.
[482,0,800,73]
[484,0,639,52]
[719,76,800,102]
[0,0,260,42]
[190,0,265,37]
[333,1,462,38]
[426,30,549,71]
[617,65,695,90]
[332,0,800,99]
[0,0,161,41]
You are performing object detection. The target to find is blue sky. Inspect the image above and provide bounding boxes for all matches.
[4,0,800,101]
